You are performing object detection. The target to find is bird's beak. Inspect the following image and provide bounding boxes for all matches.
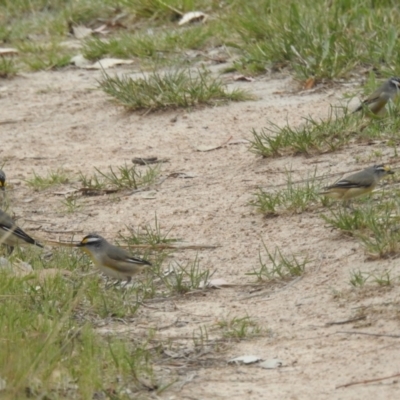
[383,165,394,174]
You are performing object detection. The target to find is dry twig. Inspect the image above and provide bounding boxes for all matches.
[337,372,400,389]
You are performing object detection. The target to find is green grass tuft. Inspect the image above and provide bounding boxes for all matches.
[321,191,400,259]
[247,243,309,281]
[249,107,360,158]
[26,169,70,190]
[250,169,320,216]
[0,57,18,78]
[0,254,159,399]
[99,68,253,111]
[79,163,161,192]
[216,315,262,341]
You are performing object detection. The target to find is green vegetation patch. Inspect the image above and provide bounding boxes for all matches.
[99,68,253,111]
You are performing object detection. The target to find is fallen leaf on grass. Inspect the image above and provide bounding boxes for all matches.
[178,11,208,26]
[0,48,18,56]
[72,26,93,39]
[70,54,91,68]
[303,77,315,90]
[92,24,109,35]
[97,13,127,30]
[233,75,255,82]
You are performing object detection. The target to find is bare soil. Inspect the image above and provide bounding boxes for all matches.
[1,67,400,399]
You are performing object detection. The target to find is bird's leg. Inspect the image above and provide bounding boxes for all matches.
[122,276,131,289]
[5,245,14,255]
[105,277,116,289]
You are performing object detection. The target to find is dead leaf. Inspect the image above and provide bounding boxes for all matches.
[178,11,208,26]
[228,355,262,365]
[199,278,230,289]
[70,54,91,68]
[72,26,93,39]
[92,24,109,35]
[233,75,255,82]
[0,48,18,56]
[97,13,128,29]
[304,77,315,90]
[85,58,134,69]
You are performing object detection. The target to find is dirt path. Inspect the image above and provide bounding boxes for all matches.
[1,68,400,399]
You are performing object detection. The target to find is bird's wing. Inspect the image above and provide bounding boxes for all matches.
[108,246,152,266]
[353,85,391,112]
[326,178,370,189]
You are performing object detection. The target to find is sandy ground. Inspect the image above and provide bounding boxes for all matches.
[1,67,400,399]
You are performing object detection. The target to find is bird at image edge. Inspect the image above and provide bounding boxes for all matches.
[353,77,400,115]
[319,164,394,202]
[0,208,43,253]
[0,170,7,208]
[0,170,5,190]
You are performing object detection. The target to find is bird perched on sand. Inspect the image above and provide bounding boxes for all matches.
[353,77,400,115]
[77,233,152,285]
[0,208,43,253]
[319,164,394,203]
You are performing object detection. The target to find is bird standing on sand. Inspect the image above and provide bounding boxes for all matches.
[77,233,152,285]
